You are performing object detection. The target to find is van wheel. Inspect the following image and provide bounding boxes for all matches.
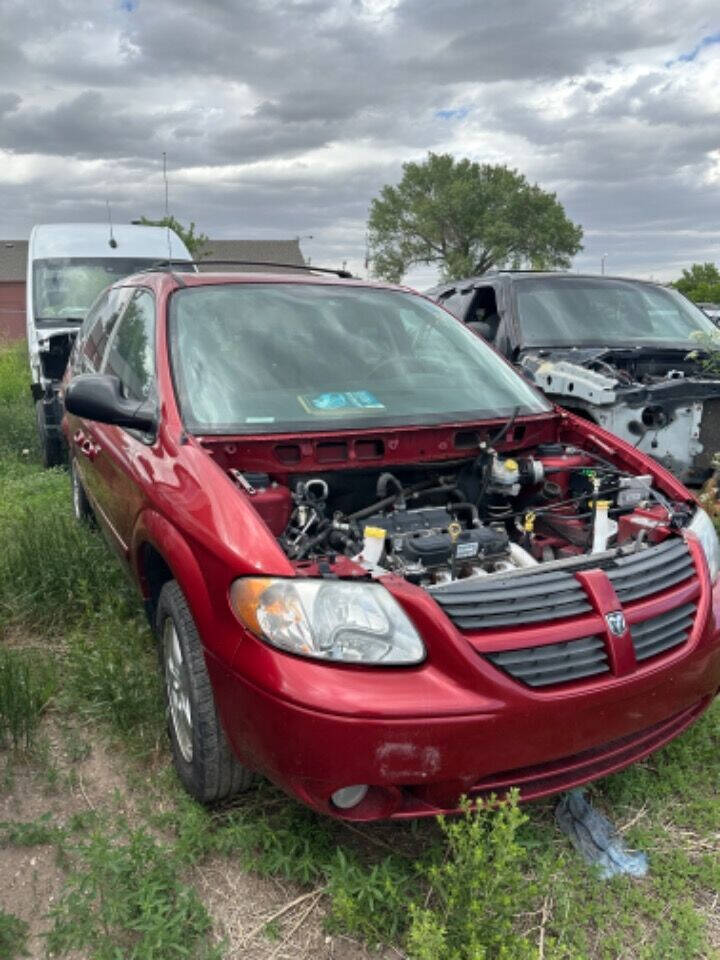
[156,580,254,802]
[35,400,63,468]
[70,457,94,524]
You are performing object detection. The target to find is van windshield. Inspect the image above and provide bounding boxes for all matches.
[515,277,719,347]
[33,258,168,324]
[169,283,550,435]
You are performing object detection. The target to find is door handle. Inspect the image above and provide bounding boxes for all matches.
[79,439,101,461]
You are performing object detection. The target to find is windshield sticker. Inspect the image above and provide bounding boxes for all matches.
[245,416,276,423]
[298,391,385,415]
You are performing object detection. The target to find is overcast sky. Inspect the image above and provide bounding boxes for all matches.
[1,0,720,286]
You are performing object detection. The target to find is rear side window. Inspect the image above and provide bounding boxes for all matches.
[77,287,132,374]
[102,289,156,401]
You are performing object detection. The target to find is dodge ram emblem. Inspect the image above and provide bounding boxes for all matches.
[606,611,627,636]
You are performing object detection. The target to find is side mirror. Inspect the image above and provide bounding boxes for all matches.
[64,374,156,432]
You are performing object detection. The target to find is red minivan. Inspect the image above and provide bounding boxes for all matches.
[62,268,720,820]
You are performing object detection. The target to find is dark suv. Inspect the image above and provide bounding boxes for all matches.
[426,272,720,485]
[61,266,720,821]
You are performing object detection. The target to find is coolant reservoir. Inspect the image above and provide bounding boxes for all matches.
[362,526,386,566]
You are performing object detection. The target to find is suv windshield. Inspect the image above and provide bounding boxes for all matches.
[515,277,719,348]
[33,258,174,324]
[169,283,549,434]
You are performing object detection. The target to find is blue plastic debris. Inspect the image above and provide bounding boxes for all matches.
[555,789,649,879]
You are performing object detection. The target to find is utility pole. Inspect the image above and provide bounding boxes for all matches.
[601,253,608,275]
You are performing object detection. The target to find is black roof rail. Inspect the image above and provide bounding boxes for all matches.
[141,259,354,279]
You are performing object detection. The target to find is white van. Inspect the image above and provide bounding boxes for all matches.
[27,223,193,465]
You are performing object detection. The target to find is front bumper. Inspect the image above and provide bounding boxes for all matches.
[207,562,720,820]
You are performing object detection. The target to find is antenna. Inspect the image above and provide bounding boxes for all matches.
[106,200,117,249]
[162,152,172,261]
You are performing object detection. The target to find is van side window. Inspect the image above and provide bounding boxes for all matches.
[466,286,500,342]
[102,290,156,402]
[77,287,131,374]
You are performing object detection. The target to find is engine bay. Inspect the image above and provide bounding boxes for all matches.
[226,435,690,589]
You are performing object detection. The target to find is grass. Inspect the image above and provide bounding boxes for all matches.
[0,340,718,959]
[0,908,28,960]
[0,648,57,751]
[0,341,37,462]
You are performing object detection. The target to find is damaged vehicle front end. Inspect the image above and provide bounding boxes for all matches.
[62,272,720,820]
[428,273,720,486]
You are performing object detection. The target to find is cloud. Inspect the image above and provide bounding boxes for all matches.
[1,0,720,281]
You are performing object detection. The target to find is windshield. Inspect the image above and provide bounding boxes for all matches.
[33,258,173,324]
[169,283,549,434]
[515,277,720,347]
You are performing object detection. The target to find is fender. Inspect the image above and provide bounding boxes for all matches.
[131,508,231,662]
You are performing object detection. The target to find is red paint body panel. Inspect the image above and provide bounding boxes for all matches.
[62,271,720,819]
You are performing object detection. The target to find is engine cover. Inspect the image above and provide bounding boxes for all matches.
[364,506,509,569]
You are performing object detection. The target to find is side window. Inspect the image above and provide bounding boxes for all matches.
[77,287,131,373]
[466,286,500,342]
[102,290,156,402]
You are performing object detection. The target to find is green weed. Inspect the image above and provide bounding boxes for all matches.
[0,648,56,751]
[46,824,223,960]
[0,908,29,960]
[0,812,66,847]
[405,792,557,960]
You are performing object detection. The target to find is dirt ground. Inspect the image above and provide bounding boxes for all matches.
[0,721,397,960]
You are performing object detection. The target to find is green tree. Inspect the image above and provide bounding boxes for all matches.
[137,216,210,259]
[673,262,720,304]
[368,153,583,282]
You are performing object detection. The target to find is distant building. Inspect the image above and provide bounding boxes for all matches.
[0,241,27,340]
[0,236,306,340]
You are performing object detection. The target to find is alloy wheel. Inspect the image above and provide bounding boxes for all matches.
[163,618,194,762]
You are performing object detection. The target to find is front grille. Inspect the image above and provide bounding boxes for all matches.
[606,538,694,603]
[631,603,696,662]
[432,537,695,632]
[487,635,609,687]
[431,568,591,630]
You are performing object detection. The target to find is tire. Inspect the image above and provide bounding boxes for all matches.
[156,580,254,803]
[70,456,94,524]
[35,399,63,468]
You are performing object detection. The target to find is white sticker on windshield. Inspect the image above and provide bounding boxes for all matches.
[245,416,276,423]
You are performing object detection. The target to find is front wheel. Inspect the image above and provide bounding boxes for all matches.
[156,580,254,803]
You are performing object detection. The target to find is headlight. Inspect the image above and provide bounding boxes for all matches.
[229,578,426,665]
[687,508,720,582]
